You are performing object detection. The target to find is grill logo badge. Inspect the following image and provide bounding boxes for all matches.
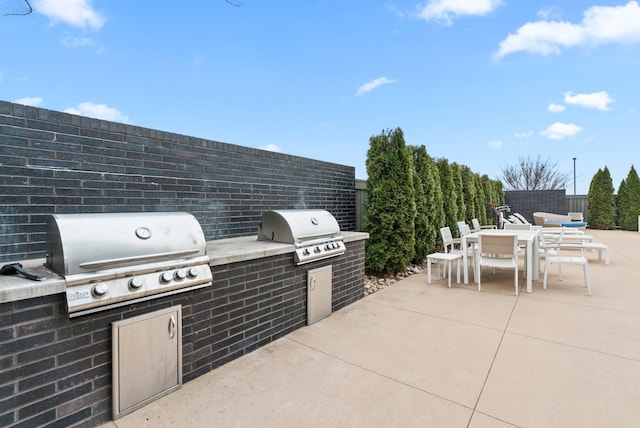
[67,290,90,301]
[311,217,318,225]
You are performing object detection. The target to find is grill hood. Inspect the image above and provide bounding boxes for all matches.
[257,209,341,245]
[257,209,345,265]
[46,212,207,277]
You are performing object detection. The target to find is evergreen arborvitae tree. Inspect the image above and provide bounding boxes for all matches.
[587,167,616,229]
[410,146,430,264]
[363,128,416,274]
[473,174,485,223]
[459,165,476,223]
[437,158,458,242]
[425,152,446,247]
[617,165,640,230]
[410,145,444,263]
[450,163,466,236]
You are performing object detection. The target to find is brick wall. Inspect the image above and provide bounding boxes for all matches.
[0,244,365,427]
[504,190,566,224]
[0,100,356,263]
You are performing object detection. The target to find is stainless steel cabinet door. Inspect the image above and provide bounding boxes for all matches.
[307,265,332,325]
[112,305,182,419]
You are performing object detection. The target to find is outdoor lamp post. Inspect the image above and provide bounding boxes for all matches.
[573,157,577,195]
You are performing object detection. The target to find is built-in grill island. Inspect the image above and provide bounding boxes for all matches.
[45,212,213,317]
[1,210,367,427]
[257,209,346,265]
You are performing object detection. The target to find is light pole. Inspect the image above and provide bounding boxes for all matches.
[572,157,577,195]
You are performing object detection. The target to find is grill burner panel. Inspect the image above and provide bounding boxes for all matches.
[257,209,345,265]
[46,212,213,317]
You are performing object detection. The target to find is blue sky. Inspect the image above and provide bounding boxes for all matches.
[2,0,639,194]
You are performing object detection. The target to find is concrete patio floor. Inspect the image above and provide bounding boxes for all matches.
[100,229,640,428]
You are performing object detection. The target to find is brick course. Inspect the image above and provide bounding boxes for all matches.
[0,100,356,262]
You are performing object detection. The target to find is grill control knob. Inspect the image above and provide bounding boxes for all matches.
[314,246,322,254]
[92,282,108,297]
[302,248,310,256]
[174,269,187,281]
[129,278,144,290]
[160,272,173,283]
[187,268,199,278]
[325,244,332,250]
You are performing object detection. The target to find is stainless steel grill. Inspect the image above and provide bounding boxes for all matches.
[257,209,345,265]
[45,212,213,317]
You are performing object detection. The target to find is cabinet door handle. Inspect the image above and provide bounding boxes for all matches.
[169,315,176,339]
[310,275,316,290]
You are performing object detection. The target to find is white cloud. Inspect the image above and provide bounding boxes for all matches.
[261,144,281,152]
[356,77,395,96]
[495,1,640,58]
[564,91,614,111]
[417,0,502,25]
[488,140,503,149]
[34,0,105,30]
[539,122,582,139]
[64,102,129,123]
[61,35,95,48]
[14,97,43,107]
[548,103,565,113]
[514,131,533,138]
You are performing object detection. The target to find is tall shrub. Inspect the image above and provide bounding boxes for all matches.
[587,167,616,229]
[410,145,443,263]
[364,128,416,274]
[459,165,477,223]
[450,163,466,235]
[617,165,640,230]
[437,158,458,240]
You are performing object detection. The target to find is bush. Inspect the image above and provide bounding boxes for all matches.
[617,165,640,230]
[364,128,416,274]
[587,167,616,230]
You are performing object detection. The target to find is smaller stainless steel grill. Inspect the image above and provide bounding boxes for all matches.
[257,209,345,265]
[46,212,213,317]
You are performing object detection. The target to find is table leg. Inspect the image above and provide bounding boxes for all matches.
[462,236,469,284]
[526,238,533,292]
[427,258,432,284]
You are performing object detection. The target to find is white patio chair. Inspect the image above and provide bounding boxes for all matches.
[477,233,519,295]
[471,218,496,233]
[440,226,475,280]
[542,228,591,296]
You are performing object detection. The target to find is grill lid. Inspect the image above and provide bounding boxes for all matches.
[257,209,341,245]
[46,212,208,276]
[257,209,345,265]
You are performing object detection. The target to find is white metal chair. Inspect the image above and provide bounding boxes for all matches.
[541,228,591,295]
[440,226,474,280]
[471,218,496,232]
[477,233,520,295]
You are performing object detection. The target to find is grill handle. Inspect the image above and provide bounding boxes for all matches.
[78,249,201,270]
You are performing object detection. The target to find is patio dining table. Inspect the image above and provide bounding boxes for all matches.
[462,229,541,293]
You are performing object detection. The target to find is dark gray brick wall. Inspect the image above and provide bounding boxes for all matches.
[0,100,356,263]
[0,246,365,427]
[504,190,566,224]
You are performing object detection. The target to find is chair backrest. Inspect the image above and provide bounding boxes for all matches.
[479,233,519,258]
[512,213,531,225]
[456,221,468,237]
[460,224,472,236]
[471,218,481,232]
[440,226,454,252]
[503,223,532,231]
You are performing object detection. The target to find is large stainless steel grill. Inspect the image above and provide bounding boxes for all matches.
[45,212,213,318]
[257,209,345,265]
